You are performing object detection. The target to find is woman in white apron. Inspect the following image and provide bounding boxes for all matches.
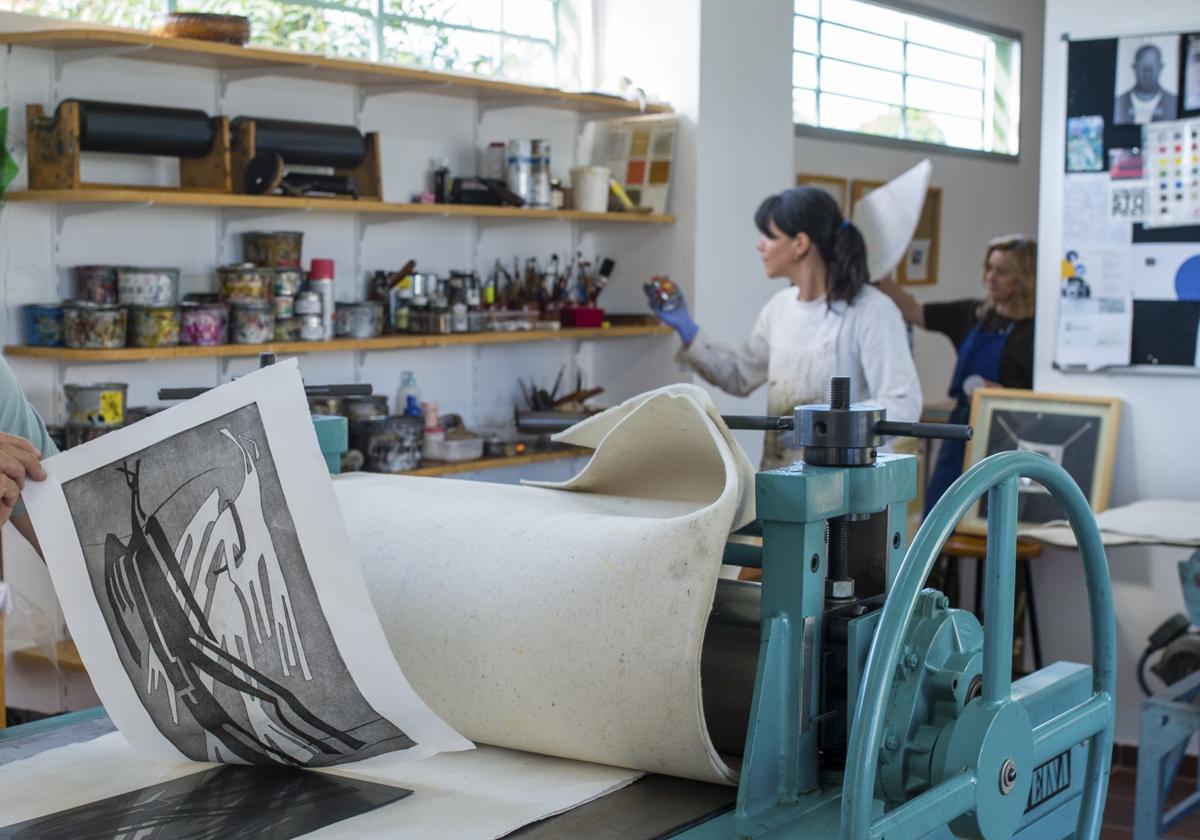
[650,186,922,470]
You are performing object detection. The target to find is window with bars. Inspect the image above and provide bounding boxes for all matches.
[9,0,582,89]
[793,0,1021,156]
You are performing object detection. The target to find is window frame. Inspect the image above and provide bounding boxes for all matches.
[792,0,1023,163]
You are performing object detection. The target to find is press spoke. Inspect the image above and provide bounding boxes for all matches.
[983,474,1019,705]
[1032,693,1112,764]
[870,772,977,840]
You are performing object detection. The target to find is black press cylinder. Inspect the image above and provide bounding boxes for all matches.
[234,117,367,169]
[66,99,216,159]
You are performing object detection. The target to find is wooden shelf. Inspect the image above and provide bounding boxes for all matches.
[2,190,675,224]
[406,447,587,477]
[3,325,672,362]
[0,28,671,118]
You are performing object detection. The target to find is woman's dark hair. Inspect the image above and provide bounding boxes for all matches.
[754,187,868,305]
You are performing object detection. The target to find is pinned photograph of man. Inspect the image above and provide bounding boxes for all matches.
[1113,36,1180,125]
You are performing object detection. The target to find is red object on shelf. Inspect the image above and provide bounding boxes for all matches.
[310,258,335,280]
[559,307,605,328]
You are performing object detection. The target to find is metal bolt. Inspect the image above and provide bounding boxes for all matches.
[999,759,1018,794]
[885,734,900,751]
[830,376,851,410]
[904,653,919,669]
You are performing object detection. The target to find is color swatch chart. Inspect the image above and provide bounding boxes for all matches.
[1145,118,1200,227]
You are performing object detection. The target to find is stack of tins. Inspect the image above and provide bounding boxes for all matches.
[309,394,423,473]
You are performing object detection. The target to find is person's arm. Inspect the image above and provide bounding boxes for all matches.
[997,320,1035,389]
[679,304,773,397]
[0,360,57,555]
[855,295,923,425]
[877,276,925,328]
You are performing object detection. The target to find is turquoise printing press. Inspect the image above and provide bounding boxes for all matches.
[686,376,1115,840]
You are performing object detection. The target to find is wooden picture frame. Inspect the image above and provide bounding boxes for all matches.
[849,179,942,286]
[796,172,849,215]
[957,388,1123,536]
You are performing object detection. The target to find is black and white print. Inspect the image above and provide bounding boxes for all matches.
[0,765,411,839]
[61,404,412,766]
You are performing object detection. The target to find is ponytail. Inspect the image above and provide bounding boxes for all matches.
[754,186,870,305]
[829,221,869,304]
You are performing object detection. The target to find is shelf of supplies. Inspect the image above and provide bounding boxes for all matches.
[406,447,588,477]
[2,190,675,224]
[3,325,672,362]
[0,28,671,117]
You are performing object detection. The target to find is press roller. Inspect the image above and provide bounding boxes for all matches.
[684,375,1115,840]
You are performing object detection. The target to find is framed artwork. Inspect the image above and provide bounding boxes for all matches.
[796,172,849,215]
[850,179,942,286]
[957,388,1122,536]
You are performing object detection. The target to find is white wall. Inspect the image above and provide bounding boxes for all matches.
[596,0,794,460]
[793,0,1046,407]
[1033,0,1200,746]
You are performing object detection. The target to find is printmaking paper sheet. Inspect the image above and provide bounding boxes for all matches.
[0,732,639,839]
[21,361,469,767]
[337,384,756,784]
[852,159,932,282]
[1022,500,1200,547]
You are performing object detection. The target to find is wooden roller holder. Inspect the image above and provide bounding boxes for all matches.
[231,118,382,200]
[25,102,232,193]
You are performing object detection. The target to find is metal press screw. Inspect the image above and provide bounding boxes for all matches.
[999,759,1018,794]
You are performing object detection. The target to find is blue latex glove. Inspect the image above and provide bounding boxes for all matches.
[650,298,699,346]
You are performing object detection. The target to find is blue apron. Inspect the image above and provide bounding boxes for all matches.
[925,322,1013,514]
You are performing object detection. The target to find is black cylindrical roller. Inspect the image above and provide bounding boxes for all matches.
[68,99,216,158]
[235,117,366,168]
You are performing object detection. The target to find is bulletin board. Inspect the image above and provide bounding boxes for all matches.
[850,179,942,285]
[796,172,849,215]
[1056,31,1200,372]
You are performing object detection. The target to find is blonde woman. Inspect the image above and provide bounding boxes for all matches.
[879,235,1036,510]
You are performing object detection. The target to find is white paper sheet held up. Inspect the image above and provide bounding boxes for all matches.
[852,159,932,282]
[21,361,469,767]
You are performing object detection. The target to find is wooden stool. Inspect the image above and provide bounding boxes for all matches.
[940,533,1045,672]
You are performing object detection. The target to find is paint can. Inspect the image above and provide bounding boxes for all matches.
[231,302,274,344]
[298,314,324,341]
[308,396,344,416]
[274,316,301,342]
[64,426,115,449]
[129,306,181,347]
[217,263,273,305]
[570,166,611,213]
[350,415,424,473]
[334,301,384,339]
[242,231,303,268]
[341,394,390,421]
[273,295,295,319]
[74,265,119,304]
[117,267,179,307]
[24,303,64,346]
[273,267,305,297]
[309,277,335,340]
[295,291,322,315]
[506,139,534,204]
[64,382,127,428]
[530,139,551,208]
[180,301,229,346]
[63,302,127,349]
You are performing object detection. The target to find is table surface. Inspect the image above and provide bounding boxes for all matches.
[0,708,734,838]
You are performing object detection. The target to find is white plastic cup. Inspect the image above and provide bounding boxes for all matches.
[570,166,611,213]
